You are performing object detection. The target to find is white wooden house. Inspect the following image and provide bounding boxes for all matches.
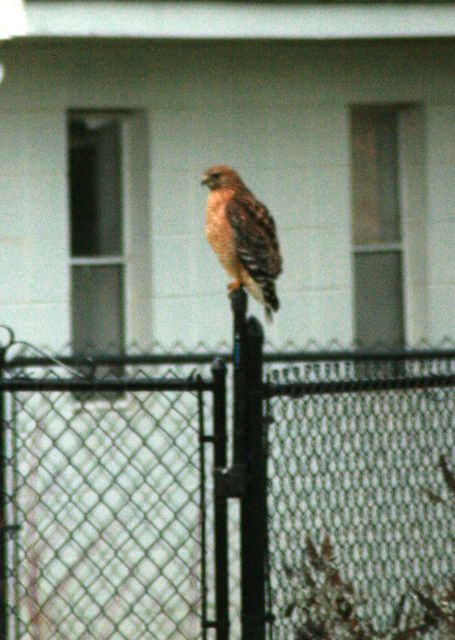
[1,1,455,351]
[1,5,454,638]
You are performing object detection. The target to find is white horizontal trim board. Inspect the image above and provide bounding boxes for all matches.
[353,244,402,254]
[70,256,125,266]
[24,2,455,40]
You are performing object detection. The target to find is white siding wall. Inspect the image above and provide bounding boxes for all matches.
[0,40,454,349]
[0,109,70,346]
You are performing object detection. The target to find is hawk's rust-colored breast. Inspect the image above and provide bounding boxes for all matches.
[205,188,241,278]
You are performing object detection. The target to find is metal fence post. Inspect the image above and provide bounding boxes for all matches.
[231,288,248,478]
[230,289,267,640]
[211,358,229,640]
[241,316,267,640]
[0,346,7,640]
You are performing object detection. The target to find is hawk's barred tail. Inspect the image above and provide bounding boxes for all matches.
[265,306,274,324]
[264,281,279,323]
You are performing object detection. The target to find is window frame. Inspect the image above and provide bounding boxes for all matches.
[68,110,130,359]
[350,105,409,349]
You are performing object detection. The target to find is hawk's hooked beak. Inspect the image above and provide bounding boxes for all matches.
[201,175,209,186]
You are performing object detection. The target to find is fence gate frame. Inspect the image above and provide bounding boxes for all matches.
[0,330,230,640]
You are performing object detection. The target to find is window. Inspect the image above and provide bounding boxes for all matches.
[68,114,125,357]
[351,107,405,349]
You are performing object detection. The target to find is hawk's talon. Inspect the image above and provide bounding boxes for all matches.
[227,280,242,293]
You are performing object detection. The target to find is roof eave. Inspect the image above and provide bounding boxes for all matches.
[16,1,455,41]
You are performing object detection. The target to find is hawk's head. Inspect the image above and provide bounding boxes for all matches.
[201,165,246,191]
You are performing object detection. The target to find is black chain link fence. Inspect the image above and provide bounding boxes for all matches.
[1,363,217,640]
[1,330,454,640]
[265,355,455,639]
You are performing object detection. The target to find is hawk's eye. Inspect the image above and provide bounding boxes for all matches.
[211,172,221,180]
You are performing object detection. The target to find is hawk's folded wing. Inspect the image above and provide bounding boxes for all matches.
[226,191,282,285]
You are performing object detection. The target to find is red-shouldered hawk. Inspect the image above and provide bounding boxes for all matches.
[202,165,282,322]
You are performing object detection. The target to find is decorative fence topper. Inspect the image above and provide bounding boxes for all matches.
[0,292,454,640]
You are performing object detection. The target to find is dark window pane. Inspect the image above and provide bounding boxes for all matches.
[352,109,401,245]
[69,118,123,257]
[354,252,404,348]
[71,265,124,354]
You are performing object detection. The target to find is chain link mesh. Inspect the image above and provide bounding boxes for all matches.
[266,356,454,639]
[4,367,212,640]
[3,341,455,640]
